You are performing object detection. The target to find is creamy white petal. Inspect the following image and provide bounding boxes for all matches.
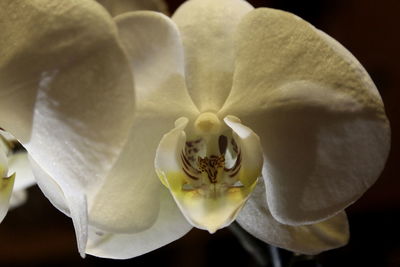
[224,116,263,187]
[172,0,253,111]
[0,174,15,223]
[0,132,35,191]
[220,8,390,225]
[97,0,168,17]
[1,1,135,254]
[89,12,198,233]
[30,157,87,256]
[86,188,192,259]
[8,153,35,192]
[115,11,197,117]
[88,121,164,233]
[237,179,349,255]
[29,156,69,216]
[0,140,7,177]
[8,152,35,210]
[0,143,14,222]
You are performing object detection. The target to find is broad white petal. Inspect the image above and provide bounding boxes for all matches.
[89,12,198,233]
[8,153,35,191]
[115,11,197,117]
[86,188,192,259]
[88,122,164,233]
[221,8,390,225]
[1,1,135,254]
[97,0,168,17]
[237,179,349,255]
[172,0,253,111]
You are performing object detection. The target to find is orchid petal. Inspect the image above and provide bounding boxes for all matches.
[0,133,34,210]
[97,0,168,17]
[172,0,253,111]
[0,131,35,192]
[30,157,69,216]
[0,142,14,222]
[86,188,192,259]
[220,8,390,225]
[115,11,198,117]
[0,140,8,177]
[0,173,15,223]
[0,1,135,254]
[8,153,35,192]
[224,116,263,187]
[237,179,349,255]
[88,131,163,233]
[8,152,35,209]
[30,158,87,256]
[89,12,198,233]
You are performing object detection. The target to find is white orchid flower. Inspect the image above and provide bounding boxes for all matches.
[83,0,389,259]
[0,0,136,256]
[3,0,389,259]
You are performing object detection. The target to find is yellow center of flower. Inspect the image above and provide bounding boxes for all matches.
[155,114,263,233]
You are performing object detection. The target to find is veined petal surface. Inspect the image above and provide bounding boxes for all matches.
[220,8,390,225]
[237,179,349,255]
[89,12,198,233]
[173,0,253,111]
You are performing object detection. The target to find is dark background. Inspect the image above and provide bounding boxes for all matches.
[1,0,399,266]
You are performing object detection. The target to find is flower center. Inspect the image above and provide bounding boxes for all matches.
[155,114,263,233]
[180,133,243,197]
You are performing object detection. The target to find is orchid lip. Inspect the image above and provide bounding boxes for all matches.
[155,113,263,233]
